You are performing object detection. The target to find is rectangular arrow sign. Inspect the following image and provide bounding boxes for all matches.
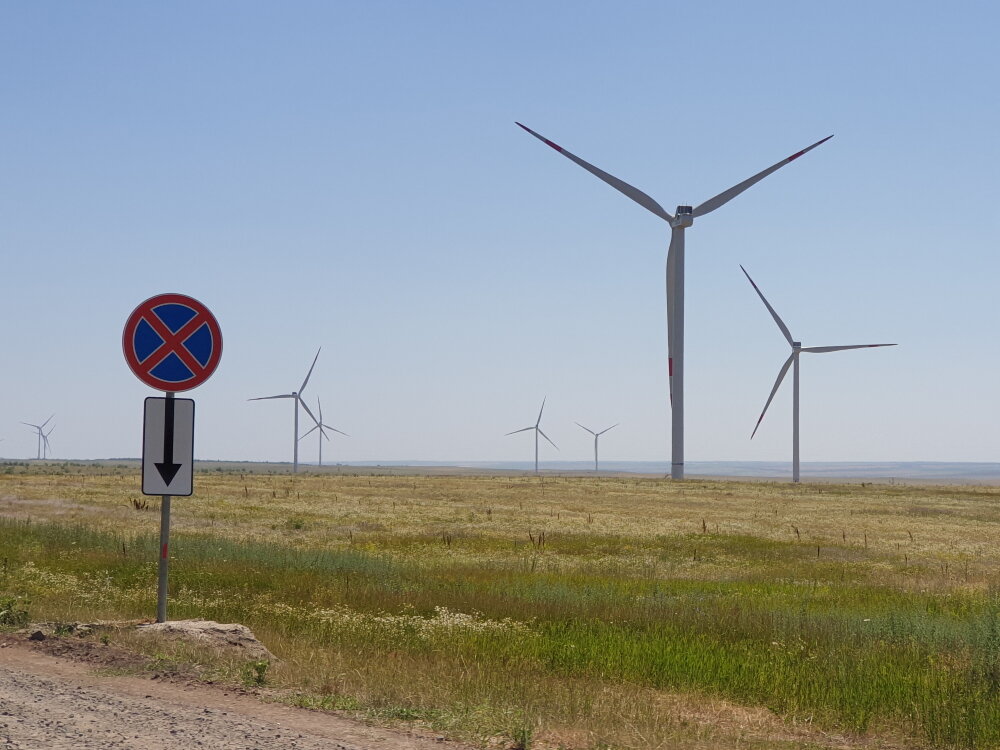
[142,397,195,497]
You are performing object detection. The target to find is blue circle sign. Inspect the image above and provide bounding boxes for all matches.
[123,293,222,391]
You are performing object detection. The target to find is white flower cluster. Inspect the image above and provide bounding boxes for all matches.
[311,604,533,640]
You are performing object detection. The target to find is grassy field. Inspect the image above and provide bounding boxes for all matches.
[4,462,1000,748]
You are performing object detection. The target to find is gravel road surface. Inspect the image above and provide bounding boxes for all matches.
[0,639,461,750]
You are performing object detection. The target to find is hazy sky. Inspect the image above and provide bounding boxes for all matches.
[2,1,998,466]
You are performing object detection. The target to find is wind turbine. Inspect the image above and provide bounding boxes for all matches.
[249,348,322,473]
[742,265,896,483]
[299,397,348,467]
[575,422,618,473]
[506,397,558,474]
[21,415,53,460]
[42,424,54,459]
[517,123,832,479]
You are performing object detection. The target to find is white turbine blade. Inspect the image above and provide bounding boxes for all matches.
[41,414,54,429]
[248,393,295,401]
[300,424,320,439]
[801,344,897,353]
[21,422,39,429]
[575,422,596,436]
[516,122,674,223]
[537,428,559,450]
[740,265,794,345]
[299,347,322,393]
[299,397,321,427]
[751,353,795,439]
[692,135,833,218]
[536,396,547,427]
[506,426,534,436]
[666,233,679,405]
[597,423,619,436]
[324,424,350,437]
[317,397,323,422]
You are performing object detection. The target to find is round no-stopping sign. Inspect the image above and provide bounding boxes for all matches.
[123,293,222,391]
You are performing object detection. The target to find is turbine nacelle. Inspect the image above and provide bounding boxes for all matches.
[671,205,694,228]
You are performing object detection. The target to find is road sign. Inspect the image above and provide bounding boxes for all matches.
[123,293,222,392]
[142,397,195,496]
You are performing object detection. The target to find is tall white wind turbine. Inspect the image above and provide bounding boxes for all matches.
[575,422,618,472]
[517,123,831,479]
[506,397,558,474]
[299,397,348,467]
[742,265,896,483]
[21,415,53,460]
[249,348,322,473]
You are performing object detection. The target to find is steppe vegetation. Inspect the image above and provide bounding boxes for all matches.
[4,462,1000,748]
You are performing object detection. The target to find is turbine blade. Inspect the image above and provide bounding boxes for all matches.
[248,393,295,401]
[317,397,323,422]
[41,414,54,429]
[692,135,833,218]
[536,396,546,427]
[751,353,795,439]
[740,265,794,345]
[516,122,674,223]
[801,344,897,353]
[325,425,350,437]
[597,423,619,435]
[299,347,321,393]
[300,424,320,439]
[575,422,596,436]
[666,232,679,406]
[538,428,559,450]
[506,426,534,436]
[299,397,321,427]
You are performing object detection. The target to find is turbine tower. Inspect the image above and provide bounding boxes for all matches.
[300,397,348,467]
[249,348,322,473]
[742,265,896,483]
[517,123,831,479]
[506,397,557,474]
[575,422,618,472]
[21,415,53,460]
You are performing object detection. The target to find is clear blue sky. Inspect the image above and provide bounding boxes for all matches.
[1,1,997,465]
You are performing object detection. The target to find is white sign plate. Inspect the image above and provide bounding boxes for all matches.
[142,397,195,496]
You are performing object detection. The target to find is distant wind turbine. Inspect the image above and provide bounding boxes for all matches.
[517,122,831,479]
[575,422,618,472]
[249,348,322,473]
[300,397,348,467]
[506,398,557,474]
[742,265,896,483]
[21,415,54,460]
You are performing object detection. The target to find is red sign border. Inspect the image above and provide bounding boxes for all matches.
[123,293,223,392]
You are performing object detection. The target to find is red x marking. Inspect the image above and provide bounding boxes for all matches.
[138,308,212,379]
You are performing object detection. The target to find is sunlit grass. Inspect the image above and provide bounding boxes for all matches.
[4,463,1000,747]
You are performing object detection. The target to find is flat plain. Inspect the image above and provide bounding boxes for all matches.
[4,462,1000,749]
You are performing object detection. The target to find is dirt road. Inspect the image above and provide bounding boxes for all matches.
[0,638,463,750]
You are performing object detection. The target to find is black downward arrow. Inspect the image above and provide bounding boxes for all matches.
[154,397,182,486]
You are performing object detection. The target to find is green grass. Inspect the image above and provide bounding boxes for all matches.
[5,507,1000,748]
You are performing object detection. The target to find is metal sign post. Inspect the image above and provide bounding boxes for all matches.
[123,293,221,624]
[158,394,172,624]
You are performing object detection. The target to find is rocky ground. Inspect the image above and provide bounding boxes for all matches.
[0,629,467,750]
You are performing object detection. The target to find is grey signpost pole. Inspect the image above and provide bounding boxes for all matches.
[156,391,174,623]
